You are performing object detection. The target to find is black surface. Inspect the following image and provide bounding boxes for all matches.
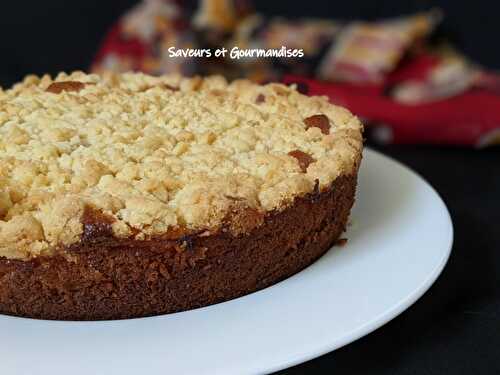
[0,1,499,374]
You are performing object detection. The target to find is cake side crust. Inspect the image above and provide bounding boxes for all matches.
[0,174,357,320]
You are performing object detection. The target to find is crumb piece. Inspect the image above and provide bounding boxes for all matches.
[336,238,348,246]
[288,150,316,172]
[46,81,85,94]
[304,114,331,135]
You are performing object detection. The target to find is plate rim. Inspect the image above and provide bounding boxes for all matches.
[250,147,454,374]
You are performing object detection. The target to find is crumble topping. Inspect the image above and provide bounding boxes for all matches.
[0,71,363,259]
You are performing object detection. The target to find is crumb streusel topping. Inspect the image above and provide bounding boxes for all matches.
[0,71,362,259]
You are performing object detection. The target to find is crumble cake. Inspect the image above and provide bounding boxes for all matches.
[0,71,363,320]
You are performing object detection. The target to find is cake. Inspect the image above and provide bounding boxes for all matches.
[0,71,363,320]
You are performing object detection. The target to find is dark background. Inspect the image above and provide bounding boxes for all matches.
[0,0,499,87]
[1,1,499,374]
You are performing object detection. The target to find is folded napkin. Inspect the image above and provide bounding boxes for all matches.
[92,0,500,147]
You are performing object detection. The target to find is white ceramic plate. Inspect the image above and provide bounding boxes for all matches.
[0,149,453,375]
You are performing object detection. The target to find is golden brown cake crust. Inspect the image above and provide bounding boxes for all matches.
[0,72,363,259]
[0,175,357,321]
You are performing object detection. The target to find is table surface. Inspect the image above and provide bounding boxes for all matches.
[278,144,500,375]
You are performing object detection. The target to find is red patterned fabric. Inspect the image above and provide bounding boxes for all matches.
[284,55,500,147]
[92,1,500,146]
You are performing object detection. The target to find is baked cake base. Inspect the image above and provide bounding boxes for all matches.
[0,175,356,321]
